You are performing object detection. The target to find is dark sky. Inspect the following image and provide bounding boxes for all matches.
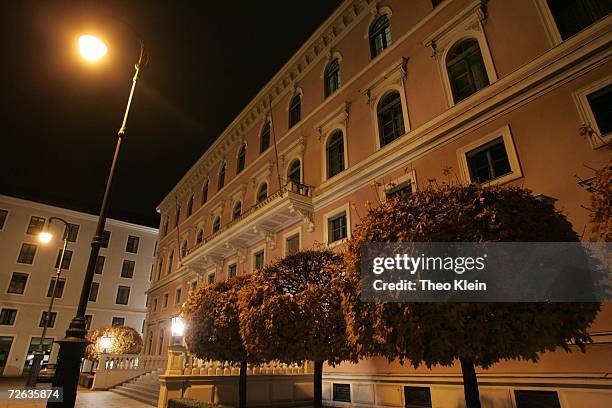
[0,1,341,228]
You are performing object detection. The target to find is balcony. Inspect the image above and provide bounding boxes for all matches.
[183,182,314,270]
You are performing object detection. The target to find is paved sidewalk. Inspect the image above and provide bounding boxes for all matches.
[0,378,153,408]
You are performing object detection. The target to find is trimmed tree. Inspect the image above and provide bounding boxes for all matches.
[85,326,143,361]
[182,276,257,408]
[341,184,600,408]
[238,249,354,408]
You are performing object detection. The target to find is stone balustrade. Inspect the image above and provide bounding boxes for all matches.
[91,354,168,390]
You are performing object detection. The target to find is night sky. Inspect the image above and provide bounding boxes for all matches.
[0,1,341,228]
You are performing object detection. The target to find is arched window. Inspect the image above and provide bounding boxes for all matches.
[201,180,209,205]
[186,194,194,217]
[289,94,301,128]
[237,144,246,174]
[377,91,405,147]
[260,122,271,153]
[175,207,180,228]
[256,183,268,203]
[326,130,345,179]
[167,251,174,274]
[212,216,221,233]
[287,159,301,184]
[324,59,341,97]
[162,217,168,236]
[196,229,203,244]
[232,201,242,220]
[369,15,392,58]
[218,163,226,190]
[446,39,489,103]
[181,241,187,258]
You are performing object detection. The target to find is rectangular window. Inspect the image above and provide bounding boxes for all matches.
[207,273,215,284]
[54,249,73,270]
[62,223,80,243]
[39,311,57,328]
[126,235,140,253]
[7,272,28,294]
[385,182,413,199]
[254,250,265,270]
[100,230,111,248]
[546,0,611,40]
[466,137,511,183]
[46,278,65,298]
[94,256,105,274]
[0,309,17,326]
[404,386,432,408]
[26,216,46,235]
[121,260,135,279]
[89,282,100,302]
[141,319,145,333]
[115,286,130,305]
[17,243,37,264]
[328,212,348,243]
[85,314,93,330]
[0,209,8,230]
[228,263,237,278]
[175,288,182,304]
[587,83,612,136]
[332,384,351,402]
[163,293,169,308]
[285,234,300,256]
[153,298,158,312]
[514,390,561,408]
[190,280,197,292]
[111,317,125,327]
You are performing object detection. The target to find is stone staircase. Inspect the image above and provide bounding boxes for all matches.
[109,368,162,406]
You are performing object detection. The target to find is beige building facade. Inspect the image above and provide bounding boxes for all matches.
[0,194,157,376]
[147,0,611,406]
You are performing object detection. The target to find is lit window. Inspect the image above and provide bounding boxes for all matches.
[446,39,489,103]
[62,223,80,242]
[121,260,135,278]
[237,144,246,173]
[89,282,99,302]
[547,0,611,40]
[126,235,140,253]
[46,278,65,298]
[289,94,301,128]
[7,272,28,294]
[115,286,130,305]
[232,202,242,220]
[328,212,348,243]
[260,122,271,153]
[369,15,392,58]
[287,160,301,184]
[17,243,37,264]
[377,92,405,146]
[466,137,511,183]
[326,131,345,178]
[324,59,341,97]
[26,216,45,235]
[256,183,268,203]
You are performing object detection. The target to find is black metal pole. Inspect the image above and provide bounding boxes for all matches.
[47,39,146,408]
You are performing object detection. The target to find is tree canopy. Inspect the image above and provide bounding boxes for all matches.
[85,326,143,361]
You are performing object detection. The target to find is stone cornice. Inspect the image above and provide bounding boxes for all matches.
[156,0,378,215]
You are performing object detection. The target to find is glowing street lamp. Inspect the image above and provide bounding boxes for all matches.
[100,336,113,354]
[171,316,186,346]
[78,34,108,62]
[38,231,53,244]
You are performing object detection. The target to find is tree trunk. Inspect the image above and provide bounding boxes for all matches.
[239,360,247,408]
[313,360,324,408]
[459,357,481,408]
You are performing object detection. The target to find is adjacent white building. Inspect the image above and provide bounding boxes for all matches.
[0,194,157,376]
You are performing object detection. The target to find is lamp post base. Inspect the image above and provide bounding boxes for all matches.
[46,336,89,408]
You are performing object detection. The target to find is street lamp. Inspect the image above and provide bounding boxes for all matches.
[25,217,71,388]
[100,336,113,354]
[47,22,148,408]
[171,316,186,346]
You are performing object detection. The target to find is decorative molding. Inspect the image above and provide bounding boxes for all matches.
[224,242,247,262]
[252,225,277,249]
[288,203,315,232]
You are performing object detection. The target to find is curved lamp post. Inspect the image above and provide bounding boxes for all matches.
[47,24,147,408]
[25,217,71,387]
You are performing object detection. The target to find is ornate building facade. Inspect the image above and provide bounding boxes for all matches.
[146,0,611,406]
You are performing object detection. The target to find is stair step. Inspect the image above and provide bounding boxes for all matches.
[121,382,159,394]
[110,388,157,406]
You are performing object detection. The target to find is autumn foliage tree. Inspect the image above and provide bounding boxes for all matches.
[341,184,600,408]
[238,249,354,408]
[85,326,143,361]
[589,159,611,241]
[182,276,257,408]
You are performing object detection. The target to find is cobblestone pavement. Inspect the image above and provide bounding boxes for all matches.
[0,378,153,408]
